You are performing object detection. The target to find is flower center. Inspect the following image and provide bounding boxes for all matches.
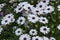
[39,5,42,8]
[47,8,50,10]
[20,20,22,22]
[19,8,21,10]
[22,5,24,7]
[43,0,46,3]
[35,38,38,40]
[32,31,35,33]
[18,31,20,33]
[24,38,27,40]
[42,19,45,21]
[36,10,39,12]
[32,17,35,19]
[52,39,54,40]
[8,16,10,18]
[5,20,7,22]
[43,28,47,31]
[28,7,30,9]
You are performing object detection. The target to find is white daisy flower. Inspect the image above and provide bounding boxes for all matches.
[57,5,60,8]
[15,28,22,36]
[31,8,44,15]
[1,13,15,25]
[58,9,60,11]
[19,34,31,40]
[0,26,3,34]
[31,8,43,15]
[2,13,15,23]
[14,2,29,13]
[0,3,4,8]
[32,36,43,40]
[28,14,39,23]
[38,10,44,15]
[40,0,50,5]
[40,26,50,34]
[18,2,28,7]
[14,6,23,13]
[3,13,14,19]
[50,37,56,40]
[0,3,5,11]
[44,6,54,14]
[57,5,60,11]
[10,18,15,22]
[1,18,11,25]
[39,17,48,24]
[29,29,37,36]
[18,2,33,11]
[57,24,60,30]
[43,36,49,40]
[23,4,33,11]
[36,2,47,10]
[17,17,25,25]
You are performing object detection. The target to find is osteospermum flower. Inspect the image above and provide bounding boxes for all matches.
[3,13,14,19]
[14,2,30,13]
[1,13,15,25]
[39,17,48,24]
[10,18,15,22]
[44,5,54,14]
[23,4,33,11]
[1,18,11,25]
[17,17,25,25]
[31,8,44,15]
[40,26,50,34]
[57,5,60,11]
[40,0,50,5]
[29,29,37,36]
[14,6,23,13]
[18,2,28,7]
[28,14,39,23]
[15,28,22,36]
[32,36,43,40]
[50,37,56,40]
[3,13,15,22]
[14,2,28,13]
[0,3,4,8]
[19,34,31,40]
[0,3,5,11]
[36,2,47,10]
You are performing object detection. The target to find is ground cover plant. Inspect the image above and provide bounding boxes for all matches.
[0,0,60,40]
